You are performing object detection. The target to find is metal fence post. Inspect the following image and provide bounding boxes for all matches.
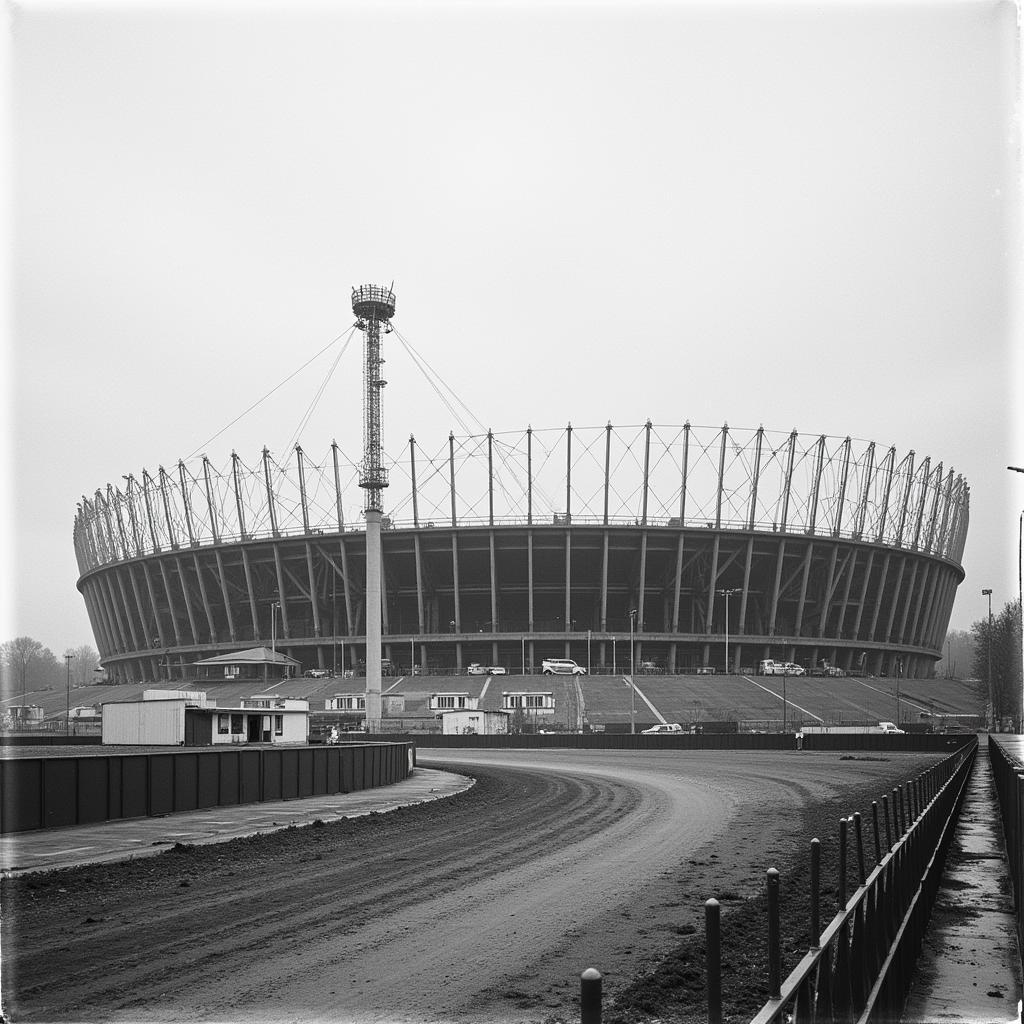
[767,868,781,999]
[810,837,821,946]
[706,898,722,1024]
[839,817,849,908]
[882,793,893,851]
[871,800,882,863]
[854,811,866,884]
[580,968,602,1024]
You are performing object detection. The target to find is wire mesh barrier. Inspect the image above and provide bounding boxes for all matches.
[988,736,1024,980]
[575,741,976,1023]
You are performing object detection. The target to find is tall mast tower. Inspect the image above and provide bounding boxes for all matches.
[352,283,396,733]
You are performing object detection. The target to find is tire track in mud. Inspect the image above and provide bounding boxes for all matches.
[4,765,639,1020]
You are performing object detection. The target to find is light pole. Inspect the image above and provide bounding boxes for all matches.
[717,588,740,674]
[782,668,787,734]
[1009,467,1024,733]
[521,635,526,676]
[629,610,637,734]
[587,629,592,676]
[271,601,280,659]
[611,637,617,676]
[982,588,993,730]
[64,654,72,736]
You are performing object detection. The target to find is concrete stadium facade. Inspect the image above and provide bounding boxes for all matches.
[73,422,969,683]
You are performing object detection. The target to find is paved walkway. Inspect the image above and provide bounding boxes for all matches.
[0,766,472,876]
[902,738,1023,1023]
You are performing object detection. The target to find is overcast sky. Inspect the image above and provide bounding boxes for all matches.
[3,0,1020,659]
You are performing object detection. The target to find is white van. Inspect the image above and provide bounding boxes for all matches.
[541,658,586,675]
[641,723,683,735]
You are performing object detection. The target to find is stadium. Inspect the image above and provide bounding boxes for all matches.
[72,419,969,685]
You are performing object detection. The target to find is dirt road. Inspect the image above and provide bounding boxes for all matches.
[1,749,939,1023]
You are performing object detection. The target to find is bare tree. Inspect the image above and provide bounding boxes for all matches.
[66,645,101,687]
[1,636,45,703]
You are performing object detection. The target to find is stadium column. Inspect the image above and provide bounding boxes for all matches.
[272,546,289,640]
[867,551,891,643]
[84,581,115,660]
[906,559,931,646]
[768,539,787,637]
[175,555,200,645]
[895,558,919,646]
[834,547,858,642]
[192,552,217,643]
[139,560,167,647]
[793,541,814,637]
[240,548,259,640]
[850,548,875,642]
[883,556,908,646]
[99,572,129,656]
[706,534,721,634]
[213,548,237,643]
[158,560,184,647]
[124,563,151,651]
[305,542,322,638]
[817,544,840,639]
[738,535,754,636]
[115,565,144,651]
[331,442,356,636]
[926,569,955,650]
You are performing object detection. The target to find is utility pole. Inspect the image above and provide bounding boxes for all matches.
[64,653,72,736]
[629,610,637,734]
[982,587,994,730]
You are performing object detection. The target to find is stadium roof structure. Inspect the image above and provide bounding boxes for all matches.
[193,647,300,667]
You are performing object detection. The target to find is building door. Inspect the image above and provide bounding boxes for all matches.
[247,715,261,742]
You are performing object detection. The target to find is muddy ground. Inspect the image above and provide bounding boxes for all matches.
[1,749,943,1023]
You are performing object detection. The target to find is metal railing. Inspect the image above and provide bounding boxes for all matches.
[988,736,1024,979]
[576,740,976,1023]
[744,741,976,1022]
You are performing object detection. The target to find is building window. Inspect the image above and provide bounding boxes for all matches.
[218,714,229,735]
[231,714,243,735]
[438,696,455,709]
[274,715,283,736]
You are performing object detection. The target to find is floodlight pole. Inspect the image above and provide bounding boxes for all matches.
[717,588,740,674]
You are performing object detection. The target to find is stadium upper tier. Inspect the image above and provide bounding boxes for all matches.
[74,423,968,571]
[73,423,968,684]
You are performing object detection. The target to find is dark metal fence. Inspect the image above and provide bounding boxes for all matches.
[576,740,976,1023]
[0,741,416,834]
[741,740,976,1022]
[411,732,973,753]
[988,736,1024,979]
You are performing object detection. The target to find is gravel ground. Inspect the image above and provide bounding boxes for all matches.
[0,749,943,1024]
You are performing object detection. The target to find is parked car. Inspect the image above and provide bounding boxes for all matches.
[541,658,586,675]
[303,669,329,678]
[468,663,507,676]
[641,722,683,735]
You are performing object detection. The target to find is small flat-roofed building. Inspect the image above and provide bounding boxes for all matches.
[191,647,301,683]
[437,709,511,735]
[102,690,309,746]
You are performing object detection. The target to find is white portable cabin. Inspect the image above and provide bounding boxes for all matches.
[438,709,511,735]
[102,690,309,746]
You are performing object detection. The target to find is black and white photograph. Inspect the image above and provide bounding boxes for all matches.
[2,1,1021,1022]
